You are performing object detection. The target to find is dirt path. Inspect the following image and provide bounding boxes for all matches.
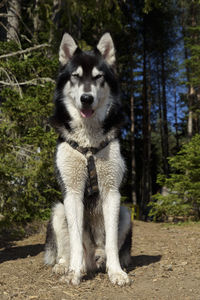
[0,221,200,300]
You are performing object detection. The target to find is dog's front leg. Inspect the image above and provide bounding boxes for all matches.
[62,191,84,285]
[103,190,130,286]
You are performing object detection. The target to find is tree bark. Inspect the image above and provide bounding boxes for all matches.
[183,38,194,139]
[141,22,151,219]
[147,59,152,200]
[156,58,165,172]
[7,0,21,44]
[174,88,179,151]
[188,86,194,138]
[33,0,40,42]
[129,31,137,207]
[161,52,169,177]
[130,93,137,207]
[49,0,62,43]
[181,1,196,139]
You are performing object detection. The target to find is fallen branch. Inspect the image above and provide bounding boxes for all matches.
[0,43,50,59]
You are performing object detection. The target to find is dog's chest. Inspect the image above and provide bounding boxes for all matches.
[56,138,125,197]
[67,120,107,148]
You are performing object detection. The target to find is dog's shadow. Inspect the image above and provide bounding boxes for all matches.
[84,254,162,280]
[0,243,44,263]
[127,254,162,272]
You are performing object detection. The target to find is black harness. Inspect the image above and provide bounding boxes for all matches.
[66,138,116,209]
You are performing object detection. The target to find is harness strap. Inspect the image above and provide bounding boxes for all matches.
[66,139,113,155]
[66,138,116,208]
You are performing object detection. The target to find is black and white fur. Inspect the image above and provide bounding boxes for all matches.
[44,33,132,286]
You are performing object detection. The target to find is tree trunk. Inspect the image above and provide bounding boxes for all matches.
[181,2,196,139]
[161,52,169,177]
[188,86,195,138]
[174,88,179,151]
[140,22,151,219]
[130,93,137,207]
[33,0,40,42]
[183,37,194,139]
[147,59,152,200]
[7,0,21,44]
[156,59,165,174]
[49,0,62,43]
[130,32,137,208]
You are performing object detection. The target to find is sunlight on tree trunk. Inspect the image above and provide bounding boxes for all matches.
[7,0,21,45]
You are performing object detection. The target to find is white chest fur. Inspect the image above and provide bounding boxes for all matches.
[56,138,125,199]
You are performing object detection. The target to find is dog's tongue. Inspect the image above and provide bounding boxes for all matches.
[81,109,93,118]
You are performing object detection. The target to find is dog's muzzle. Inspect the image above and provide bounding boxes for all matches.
[80,94,94,118]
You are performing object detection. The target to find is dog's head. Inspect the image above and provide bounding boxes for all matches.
[52,33,122,132]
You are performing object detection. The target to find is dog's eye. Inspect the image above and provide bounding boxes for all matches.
[72,73,80,79]
[93,74,103,80]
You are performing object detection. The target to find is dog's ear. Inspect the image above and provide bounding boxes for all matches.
[97,33,115,66]
[59,33,77,66]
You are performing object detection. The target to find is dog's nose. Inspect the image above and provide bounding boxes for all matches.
[80,94,94,105]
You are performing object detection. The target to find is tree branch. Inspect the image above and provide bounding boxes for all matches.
[0,13,13,18]
[0,44,50,59]
[0,77,55,86]
[0,67,23,98]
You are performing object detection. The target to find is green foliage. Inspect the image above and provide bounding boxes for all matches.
[149,134,200,221]
[0,40,60,224]
[185,25,200,88]
[143,0,170,14]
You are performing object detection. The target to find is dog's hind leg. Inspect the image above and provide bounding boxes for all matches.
[118,206,132,268]
[44,220,57,266]
[51,203,70,275]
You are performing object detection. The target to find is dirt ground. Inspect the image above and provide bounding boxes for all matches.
[0,220,200,300]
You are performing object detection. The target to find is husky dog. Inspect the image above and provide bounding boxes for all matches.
[44,33,132,286]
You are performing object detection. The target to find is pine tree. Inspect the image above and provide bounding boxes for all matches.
[149,134,200,221]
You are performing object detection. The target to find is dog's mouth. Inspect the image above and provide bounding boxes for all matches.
[80,108,94,118]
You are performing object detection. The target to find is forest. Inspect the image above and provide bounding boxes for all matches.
[0,0,200,227]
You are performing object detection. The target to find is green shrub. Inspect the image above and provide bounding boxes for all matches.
[149,134,200,221]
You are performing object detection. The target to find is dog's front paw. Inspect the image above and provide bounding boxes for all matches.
[108,270,131,286]
[60,270,82,285]
[52,263,68,275]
